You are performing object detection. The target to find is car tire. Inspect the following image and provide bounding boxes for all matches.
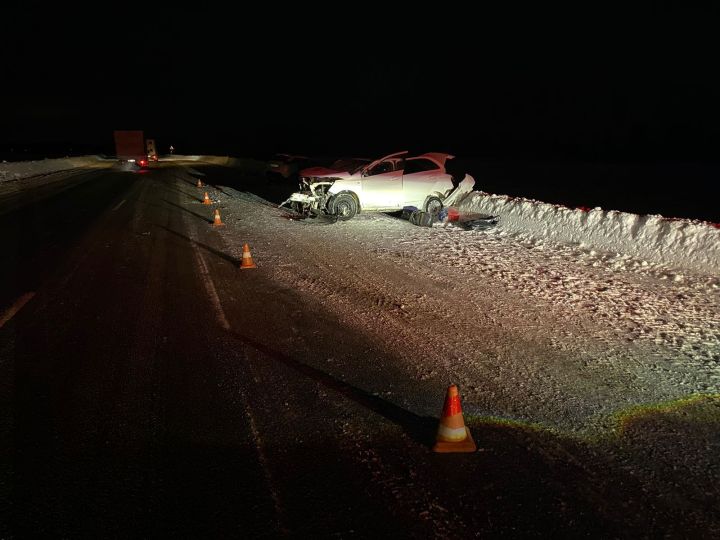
[424,196,443,216]
[331,193,358,221]
[289,201,306,214]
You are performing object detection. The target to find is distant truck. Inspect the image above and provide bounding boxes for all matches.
[113,130,146,164]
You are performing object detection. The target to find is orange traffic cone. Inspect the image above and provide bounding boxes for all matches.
[212,209,225,227]
[240,243,257,269]
[202,192,211,205]
[197,179,203,188]
[433,384,477,453]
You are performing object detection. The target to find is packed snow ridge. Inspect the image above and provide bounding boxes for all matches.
[456,190,719,275]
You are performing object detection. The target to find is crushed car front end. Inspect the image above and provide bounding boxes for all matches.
[280,159,367,215]
[280,176,339,214]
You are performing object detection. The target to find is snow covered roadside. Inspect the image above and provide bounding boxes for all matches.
[191,171,717,533]
[0,155,114,200]
[0,155,112,183]
[457,191,720,275]
[183,166,719,439]
[0,155,231,185]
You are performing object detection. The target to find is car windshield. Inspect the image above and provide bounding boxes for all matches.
[331,158,371,174]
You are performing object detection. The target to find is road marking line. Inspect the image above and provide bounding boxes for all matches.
[0,292,36,328]
[191,245,231,330]
[176,194,285,532]
[112,199,126,211]
[238,365,288,534]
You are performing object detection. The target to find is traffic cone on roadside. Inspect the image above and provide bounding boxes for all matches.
[202,192,211,205]
[212,209,225,227]
[240,243,257,269]
[433,384,477,453]
[197,179,203,188]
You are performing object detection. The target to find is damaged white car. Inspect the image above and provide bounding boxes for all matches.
[280,151,474,221]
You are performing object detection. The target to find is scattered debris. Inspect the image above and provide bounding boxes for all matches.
[401,206,436,227]
[438,207,499,230]
[398,206,499,230]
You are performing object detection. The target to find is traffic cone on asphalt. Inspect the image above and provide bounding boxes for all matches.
[202,192,211,205]
[433,384,477,453]
[212,209,225,227]
[197,178,203,188]
[240,243,257,269]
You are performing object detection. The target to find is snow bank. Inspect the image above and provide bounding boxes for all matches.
[457,191,720,275]
[0,155,111,183]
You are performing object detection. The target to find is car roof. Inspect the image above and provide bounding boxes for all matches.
[368,151,409,170]
[409,153,455,167]
[368,151,454,170]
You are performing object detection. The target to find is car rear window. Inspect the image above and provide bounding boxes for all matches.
[404,158,440,174]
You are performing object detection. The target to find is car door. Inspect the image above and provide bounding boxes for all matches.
[359,152,408,209]
[401,156,450,207]
[360,160,403,209]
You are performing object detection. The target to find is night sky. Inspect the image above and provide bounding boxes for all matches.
[2,6,719,163]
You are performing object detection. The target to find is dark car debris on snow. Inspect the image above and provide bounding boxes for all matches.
[401,205,500,230]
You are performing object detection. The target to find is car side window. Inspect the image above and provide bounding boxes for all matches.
[404,158,440,174]
[367,161,394,176]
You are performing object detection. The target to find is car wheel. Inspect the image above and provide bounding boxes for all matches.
[331,193,358,221]
[289,201,306,214]
[425,196,443,216]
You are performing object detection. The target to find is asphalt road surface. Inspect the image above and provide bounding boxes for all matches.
[0,163,713,538]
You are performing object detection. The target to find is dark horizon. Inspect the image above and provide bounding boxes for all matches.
[2,8,719,165]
